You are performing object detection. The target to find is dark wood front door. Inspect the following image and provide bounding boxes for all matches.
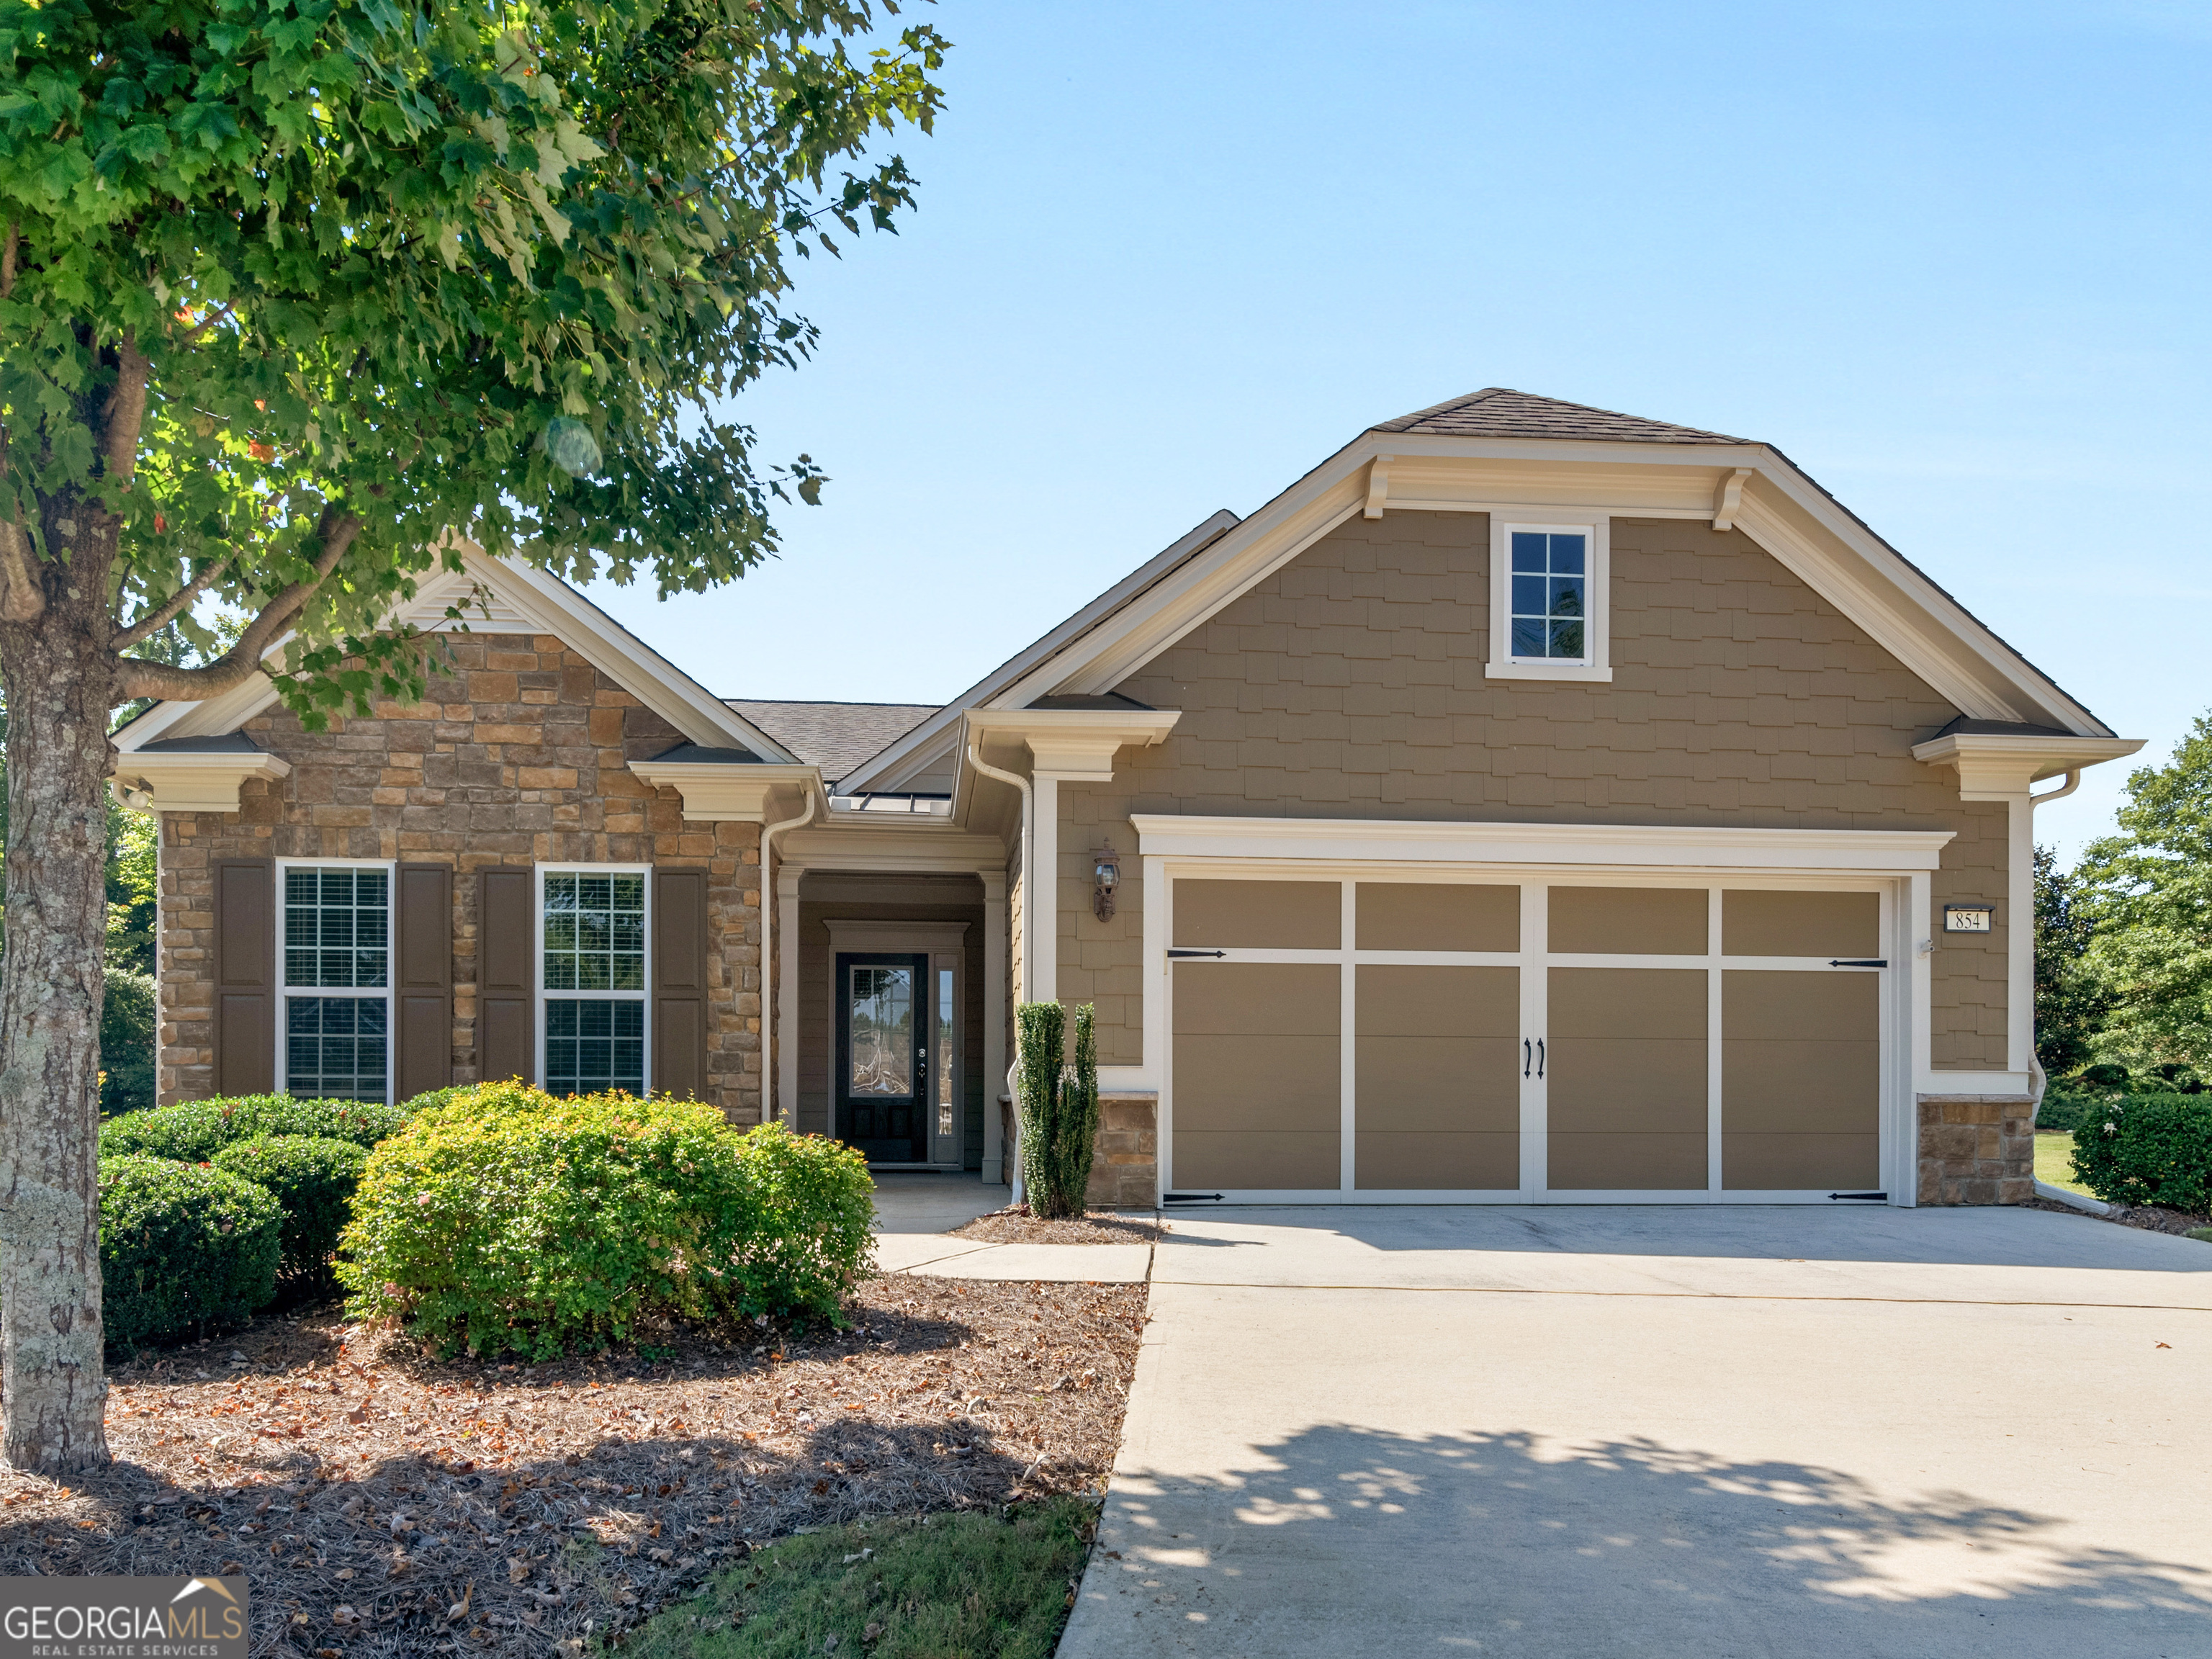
[835,952,930,1162]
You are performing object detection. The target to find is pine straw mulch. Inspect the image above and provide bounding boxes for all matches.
[0,1277,1145,1658]
[948,1207,1165,1246]
[2026,1193,2212,1238]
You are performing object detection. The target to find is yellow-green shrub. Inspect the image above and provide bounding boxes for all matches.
[337,1084,875,1357]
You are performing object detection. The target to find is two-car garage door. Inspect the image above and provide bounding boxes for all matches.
[1168,876,1887,1201]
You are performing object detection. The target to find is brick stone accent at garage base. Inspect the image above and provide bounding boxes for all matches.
[1917,1094,2036,1205]
[1084,1094,1159,1210]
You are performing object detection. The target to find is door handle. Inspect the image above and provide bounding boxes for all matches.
[1523,1039,1532,1078]
[1537,1038,1545,1079]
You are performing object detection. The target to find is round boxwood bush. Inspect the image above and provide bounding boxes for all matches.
[210,1134,369,1282]
[338,1083,875,1358]
[99,1155,282,1348]
[99,1094,410,1163]
[2071,1096,2212,1213]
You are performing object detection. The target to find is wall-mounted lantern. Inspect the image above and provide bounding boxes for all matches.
[1092,842,1120,921]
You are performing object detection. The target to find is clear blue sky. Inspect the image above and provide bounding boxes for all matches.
[580,0,2211,861]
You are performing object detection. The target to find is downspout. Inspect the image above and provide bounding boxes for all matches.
[966,738,1032,1203]
[2023,769,2082,1125]
[759,785,817,1126]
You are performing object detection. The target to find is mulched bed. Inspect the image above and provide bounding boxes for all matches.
[2026,1194,2212,1238]
[0,1277,1145,1658]
[949,1207,1164,1246]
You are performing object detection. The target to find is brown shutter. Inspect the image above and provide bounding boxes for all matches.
[212,858,275,1097]
[394,863,454,1102]
[477,866,535,1086]
[652,867,711,1101]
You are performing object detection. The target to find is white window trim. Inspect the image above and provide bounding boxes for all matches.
[274,856,397,1106]
[534,863,654,1097]
[1488,514,1612,683]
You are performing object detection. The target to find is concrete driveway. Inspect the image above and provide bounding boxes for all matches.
[1060,1207,2212,1658]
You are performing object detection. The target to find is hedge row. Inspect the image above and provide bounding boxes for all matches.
[99,1084,876,1355]
[97,1090,437,1347]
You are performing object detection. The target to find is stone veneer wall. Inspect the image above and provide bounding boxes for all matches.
[156,631,765,1119]
[1916,1093,2034,1205]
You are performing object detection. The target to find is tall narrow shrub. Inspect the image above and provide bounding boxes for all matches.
[1016,1001,1100,1220]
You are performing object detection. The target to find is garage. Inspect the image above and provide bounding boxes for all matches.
[1165,873,1890,1202]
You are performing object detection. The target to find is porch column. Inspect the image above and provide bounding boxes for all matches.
[775,861,805,1128]
[1028,774,1061,1006]
[982,868,1008,1184]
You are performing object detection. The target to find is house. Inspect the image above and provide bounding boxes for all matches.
[113,389,2144,1209]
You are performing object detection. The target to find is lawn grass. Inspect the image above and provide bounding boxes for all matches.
[624,1498,1100,1659]
[2036,1130,2092,1196]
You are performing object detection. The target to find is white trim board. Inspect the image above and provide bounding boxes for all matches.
[1129,814,1955,871]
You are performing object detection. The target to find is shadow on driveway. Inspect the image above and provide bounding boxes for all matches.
[1070,1423,2212,1655]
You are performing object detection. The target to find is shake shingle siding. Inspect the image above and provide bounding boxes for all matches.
[1054,511,2006,1071]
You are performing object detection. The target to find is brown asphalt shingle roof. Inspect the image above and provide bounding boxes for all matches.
[1373,387,1747,445]
[723,699,941,787]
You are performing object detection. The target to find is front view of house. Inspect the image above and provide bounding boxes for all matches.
[114,390,2142,1208]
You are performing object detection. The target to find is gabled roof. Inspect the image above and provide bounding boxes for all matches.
[724,700,939,788]
[833,390,2116,789]
[1372,387,1747,445]
[114,546,800,763]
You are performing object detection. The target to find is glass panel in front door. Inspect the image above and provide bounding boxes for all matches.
[848,966,914,1096]
[935,966,956,1144]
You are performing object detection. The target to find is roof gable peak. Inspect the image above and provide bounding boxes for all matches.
[1372,387,1748,446]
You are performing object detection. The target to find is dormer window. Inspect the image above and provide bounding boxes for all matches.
[1488,517,1613,683]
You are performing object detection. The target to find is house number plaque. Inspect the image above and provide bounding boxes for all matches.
[1943,904,1994,933]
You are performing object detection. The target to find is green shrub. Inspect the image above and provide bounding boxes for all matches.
[99,1155,282,1347]
[2070,1096,2212,1213]
[99,1094,411,1163]
[210,1135,369,1282]
[1015,1001,1098,1220]
[338,1084,875,1358]
[397,1086,472,1116]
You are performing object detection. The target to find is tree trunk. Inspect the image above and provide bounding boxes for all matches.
[0,500,117,1473]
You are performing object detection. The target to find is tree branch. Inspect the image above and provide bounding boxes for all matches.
[0,412,43,624]
[101,335,148,486]
[109,553,235,652]
[1,223,15,299]
[112,507,361,701]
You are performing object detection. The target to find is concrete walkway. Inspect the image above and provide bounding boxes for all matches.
[1061,1205,2212,1658]
[868,1172,1151,1284]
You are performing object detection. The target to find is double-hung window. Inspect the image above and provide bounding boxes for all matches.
[540,867,649,1095]
[1488,518,1612,682]
[279,863,392,1102]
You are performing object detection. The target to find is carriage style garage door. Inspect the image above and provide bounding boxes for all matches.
[1166,876,1889,1202]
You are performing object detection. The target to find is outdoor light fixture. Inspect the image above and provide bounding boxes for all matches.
[1092,842,1120,921]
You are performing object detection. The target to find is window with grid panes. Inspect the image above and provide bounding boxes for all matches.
[542,871,647,1094]
[281,866,390,1101]
[1509,530,1588,662]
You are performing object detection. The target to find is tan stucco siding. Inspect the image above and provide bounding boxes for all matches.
[1056,511,1999,1067]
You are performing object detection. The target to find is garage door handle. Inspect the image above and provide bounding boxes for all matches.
[1167,949,1226,959]
[1523,1039,1532,1077]
[1537,1038,1545,1079]
[1829,959,1887,968]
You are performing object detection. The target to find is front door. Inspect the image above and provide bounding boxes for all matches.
[835,952,930,1162]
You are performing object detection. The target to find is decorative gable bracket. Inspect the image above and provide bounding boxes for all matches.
[625,755,821,822]
[1910,732,2143,801]
[112,746,292,815]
